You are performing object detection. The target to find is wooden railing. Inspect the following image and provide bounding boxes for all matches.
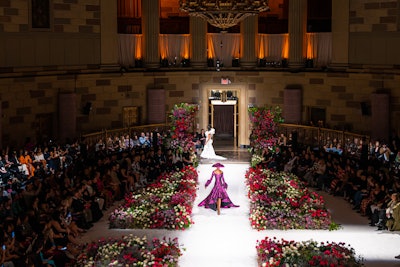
[81,123,370,158]
[81,123,168,147]
[277,123,370,155]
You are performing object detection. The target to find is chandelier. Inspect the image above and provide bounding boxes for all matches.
[179,0,270,30]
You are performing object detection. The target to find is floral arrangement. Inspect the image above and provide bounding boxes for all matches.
[246,166,336,230]
[256,236,363,267]
[109,166,198,230]
[168,103,199,153]
[250,153,264,168]
[76,234,183,267]
[248,106,283,155]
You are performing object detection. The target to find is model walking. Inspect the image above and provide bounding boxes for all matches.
[200,125,226,160]
[198,163,239,215]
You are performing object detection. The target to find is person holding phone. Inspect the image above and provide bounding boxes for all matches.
[1,244,6,266]
[0,223,22,267]
[1,243,16,267]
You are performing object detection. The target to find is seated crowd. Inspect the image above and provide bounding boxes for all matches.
[2,126,400,266]
[0,131,195,267]
[259,132,400,232]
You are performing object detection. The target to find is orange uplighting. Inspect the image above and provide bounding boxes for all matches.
[207,37,215,58]
[182,35,190,59]
[258,39,265,58]
[306,33,314,59]
[135,35,142,59]
[135,49,142,60]
[282,34,289,59]
[159,37,167,60]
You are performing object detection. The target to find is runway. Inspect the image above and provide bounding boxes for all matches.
[79,162,400,267]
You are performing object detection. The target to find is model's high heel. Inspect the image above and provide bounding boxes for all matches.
[217,198,221,215]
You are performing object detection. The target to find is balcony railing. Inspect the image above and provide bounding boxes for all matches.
[82,123,370,160]
[277,123,370,158]
[81,123,168,148]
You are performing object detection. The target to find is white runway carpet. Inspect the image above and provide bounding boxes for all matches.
[80,164,400,267]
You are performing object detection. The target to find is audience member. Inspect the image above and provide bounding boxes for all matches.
[386,193,400,231]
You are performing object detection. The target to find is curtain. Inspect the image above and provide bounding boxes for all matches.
[206,33,240,67]
[257,33,289,61]
[117,32,332,68]
[118,34,142,67]
[257,33,331,67]
[306,32,332,67]
[159,34,190,64]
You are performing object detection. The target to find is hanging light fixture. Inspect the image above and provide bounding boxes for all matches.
[179,0,270,30]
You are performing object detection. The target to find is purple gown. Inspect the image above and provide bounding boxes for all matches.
[198,171,239,211]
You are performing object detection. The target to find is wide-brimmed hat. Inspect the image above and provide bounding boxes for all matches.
[212,162,224,168]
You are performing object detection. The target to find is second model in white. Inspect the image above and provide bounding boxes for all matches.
[200,127,226,160]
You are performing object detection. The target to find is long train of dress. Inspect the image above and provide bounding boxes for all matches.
[200,139,226,160]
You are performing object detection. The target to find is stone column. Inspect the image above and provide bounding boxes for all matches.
[190,16,207,68]
[240,15,258,68]
[100,0,119,70]
[288,0,307,68]
[142,0,160,68]
[331,0,349,69]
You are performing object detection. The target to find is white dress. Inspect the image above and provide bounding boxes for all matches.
[200,128,226,160]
